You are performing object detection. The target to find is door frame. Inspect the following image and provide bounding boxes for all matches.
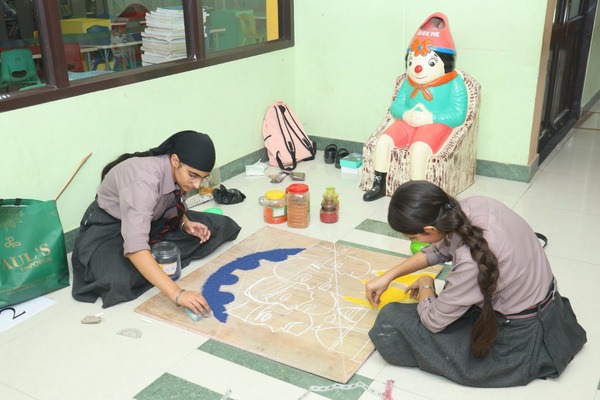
[536,0,597,163]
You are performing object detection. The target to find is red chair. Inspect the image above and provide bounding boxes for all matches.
[64,43,84,72]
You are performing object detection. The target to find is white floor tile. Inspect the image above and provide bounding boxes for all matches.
[456,176,530,207]
[511,201,600,266]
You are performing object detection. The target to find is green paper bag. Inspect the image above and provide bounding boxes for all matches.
[0,198,70,307]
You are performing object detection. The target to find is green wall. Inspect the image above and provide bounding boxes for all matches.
[293,0,548,167]
[583,4,600,108]
[1,0,599,233]
[1,52,295,231]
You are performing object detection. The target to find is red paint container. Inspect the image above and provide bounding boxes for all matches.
[320,187,339,224]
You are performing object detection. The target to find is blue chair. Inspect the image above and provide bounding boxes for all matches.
[0,48,42,89]
[86,25,111,70]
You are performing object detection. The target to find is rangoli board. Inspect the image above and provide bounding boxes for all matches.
[135,226,442,383]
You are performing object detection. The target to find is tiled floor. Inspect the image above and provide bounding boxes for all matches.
[1,102,599,400]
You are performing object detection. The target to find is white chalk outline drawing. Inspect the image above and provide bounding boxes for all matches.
[222,242,377,359]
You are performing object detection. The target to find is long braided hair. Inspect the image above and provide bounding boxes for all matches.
[388,181,499,358]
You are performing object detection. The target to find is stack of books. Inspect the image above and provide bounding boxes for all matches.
[339,153,363,175]
[141,7,186,65]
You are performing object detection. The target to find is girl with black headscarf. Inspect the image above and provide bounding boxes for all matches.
[71,131,241,316]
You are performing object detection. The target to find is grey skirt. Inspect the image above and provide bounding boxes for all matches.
[369,290,586,387]
[71,201,241,308]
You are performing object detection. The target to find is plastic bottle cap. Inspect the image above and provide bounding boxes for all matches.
[265,190,286,200]
[286,183,309,193]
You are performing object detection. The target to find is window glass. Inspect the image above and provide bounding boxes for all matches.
[203,0,278,54]
[1,0,292,111]
[0,0,46,91]
[59,0,186,77]
[568,0,583,20]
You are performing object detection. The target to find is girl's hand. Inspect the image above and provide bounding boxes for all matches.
[183,221,211,243]
[177,290,212,318]
[405,280,421,300]
[405,276,435,301]
[365,274,393,308]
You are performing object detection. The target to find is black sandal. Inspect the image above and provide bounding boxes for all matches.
[324,144,337,164]
[335,148,350,168]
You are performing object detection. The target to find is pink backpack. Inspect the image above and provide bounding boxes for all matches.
[262,101,317,170]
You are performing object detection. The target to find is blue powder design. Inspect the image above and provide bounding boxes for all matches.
[203,248,304,323]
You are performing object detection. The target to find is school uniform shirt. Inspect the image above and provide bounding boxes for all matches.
[96,155,178,255]
[418,196,553,332]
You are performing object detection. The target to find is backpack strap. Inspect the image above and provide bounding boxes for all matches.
[279,104,317,160]
[274,105,298,171]
[535,232,548,248]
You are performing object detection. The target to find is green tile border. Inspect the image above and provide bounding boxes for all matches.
[135,373,224,400]
[199,340,373,400]
[475,158,538,183]
[354,219,404,239]
[337,239,409,259]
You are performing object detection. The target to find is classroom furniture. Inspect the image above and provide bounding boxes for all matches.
[86,25,111,70]
[360,71,481,197]
[208,9,254,51]
[61,18,111,34]
[64,43,84,72]
[0,48,42,89]
[78,25,141,71]
[110,33,139,70]
[238,13,265,45]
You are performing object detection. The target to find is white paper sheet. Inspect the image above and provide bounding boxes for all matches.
[0,297,56,333]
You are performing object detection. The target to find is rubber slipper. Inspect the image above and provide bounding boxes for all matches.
[324,144,337,164]
[335,148,350,168]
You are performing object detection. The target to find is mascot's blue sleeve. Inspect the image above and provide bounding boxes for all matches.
[390,79,410,119]
[388,75,468,128]
[431,76,468,128]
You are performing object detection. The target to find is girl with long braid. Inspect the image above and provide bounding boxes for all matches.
[365,180,586,387]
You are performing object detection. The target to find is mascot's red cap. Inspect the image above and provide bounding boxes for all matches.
[407,12,456,56]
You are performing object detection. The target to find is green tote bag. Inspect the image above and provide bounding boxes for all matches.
[0,198,69,307]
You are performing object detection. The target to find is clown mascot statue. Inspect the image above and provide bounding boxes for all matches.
[363,13,468,202]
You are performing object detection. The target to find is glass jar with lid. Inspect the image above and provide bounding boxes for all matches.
[151,241,181,281]
[260,189,287,224]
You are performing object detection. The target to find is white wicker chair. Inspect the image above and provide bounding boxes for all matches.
[360,71,481,197]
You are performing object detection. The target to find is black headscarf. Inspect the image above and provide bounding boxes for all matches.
[150,130,216,172]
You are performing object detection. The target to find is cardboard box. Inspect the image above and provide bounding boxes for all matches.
[60,18,111,34]
[341,165,362,175]
[339,153,363,168]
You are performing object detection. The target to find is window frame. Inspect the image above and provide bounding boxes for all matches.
[1,0,294,112]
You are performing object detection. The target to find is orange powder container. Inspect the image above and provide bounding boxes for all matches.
[262,190,287,224]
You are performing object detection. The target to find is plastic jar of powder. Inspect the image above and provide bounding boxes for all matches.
[286,183,310,228]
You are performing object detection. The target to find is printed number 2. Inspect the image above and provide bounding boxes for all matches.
[0,307,26,320]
